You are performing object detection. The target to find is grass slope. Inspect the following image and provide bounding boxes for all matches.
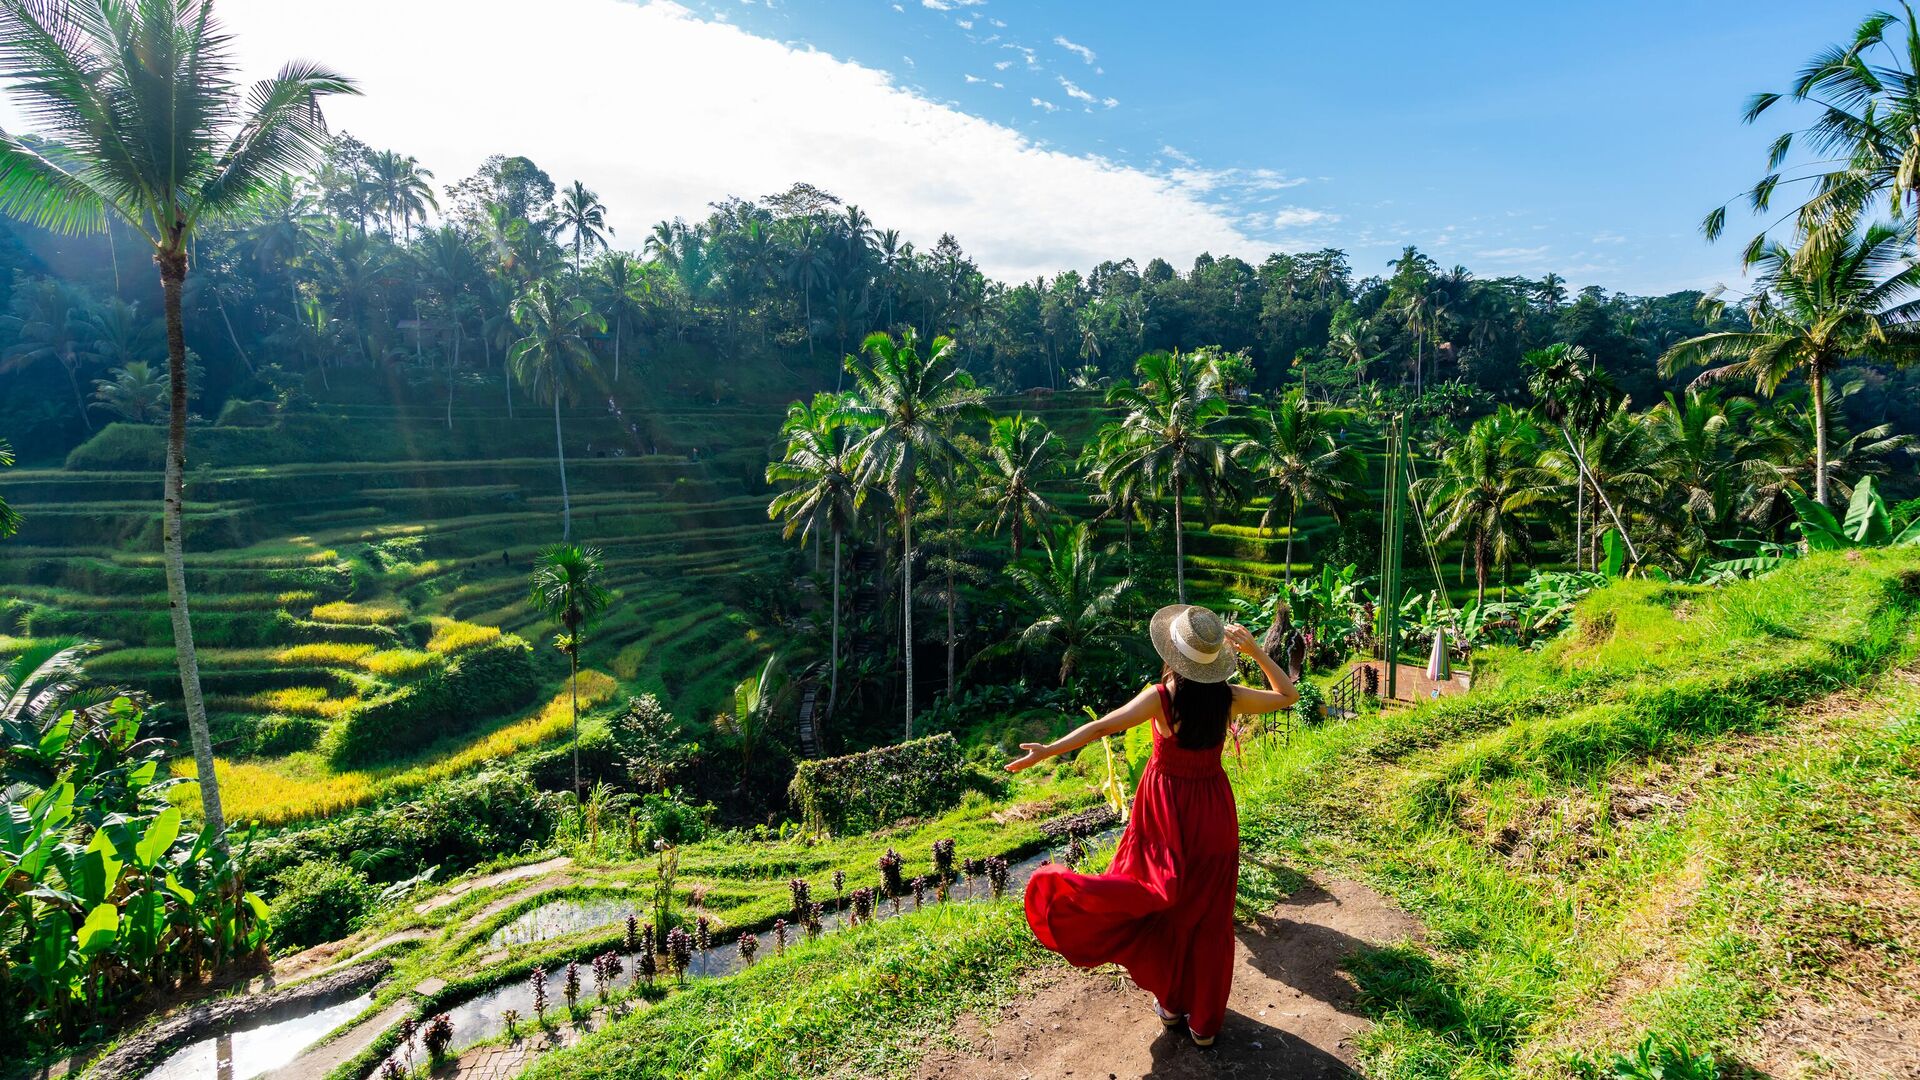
[507,549,1920,1079]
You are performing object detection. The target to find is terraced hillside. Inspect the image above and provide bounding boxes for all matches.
[0,398,789,826]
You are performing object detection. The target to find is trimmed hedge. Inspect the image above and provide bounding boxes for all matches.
[323,636,538,766]
[788,733,967,835]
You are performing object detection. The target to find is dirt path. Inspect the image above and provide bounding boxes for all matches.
[916,878,1419,1080]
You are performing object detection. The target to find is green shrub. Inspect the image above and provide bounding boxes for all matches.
[250,767,559,887]
[632,792,711,847]
[215,399,279,427]
[265,858,376,950]
[324,636,538,766]
[213,712,324,757]
[787,733,967,835]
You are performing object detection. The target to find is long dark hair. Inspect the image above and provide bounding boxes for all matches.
[1160,666,1233,750]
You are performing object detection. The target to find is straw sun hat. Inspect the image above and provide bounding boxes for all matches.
[1149,604,1241,683]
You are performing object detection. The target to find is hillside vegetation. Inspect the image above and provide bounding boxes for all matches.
[516,550,1920,1078]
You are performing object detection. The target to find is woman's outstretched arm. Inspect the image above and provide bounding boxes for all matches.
[1224,624,1300,714]
[1005,683,1159,772]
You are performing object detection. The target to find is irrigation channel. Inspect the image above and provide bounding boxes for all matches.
[140,993,376,1080]
[138,827,1120,1079]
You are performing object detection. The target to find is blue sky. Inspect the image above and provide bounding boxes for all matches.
[680,0,1864,295]
[3,0,1863,296]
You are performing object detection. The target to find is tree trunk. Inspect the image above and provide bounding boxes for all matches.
[1284,501,1297,589]
[613,320,621,384]
[902,497,915,739]
[826,526,841,732]
[65,359,92,432]
[1811,363,1829,506]
[159,249,228,850]
[446,322,460,432]
[1574,467,1584,571]
[1475,536,1487,607]
[570,649,581,796]
[1173,475,1187,604]
[213,288,254,373]
[554,390,572,541]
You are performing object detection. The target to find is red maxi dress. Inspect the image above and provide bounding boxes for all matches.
[1024,684,1239,1038]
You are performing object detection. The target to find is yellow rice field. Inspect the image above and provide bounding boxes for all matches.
[169,670,618,826]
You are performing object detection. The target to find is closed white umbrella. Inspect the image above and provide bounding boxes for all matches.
[1426,627,1451,683]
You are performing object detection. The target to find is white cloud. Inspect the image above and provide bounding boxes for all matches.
[1591,231,1627,244]
[1476,245,1551,260]
[964,73,983,83]
[994,59,1013,70]
[1056,76,1116,109]
[1030,97,1059,112]
[921,0,950,9]
[1271,207,1339,228]
[956,18,973,28]
[990,17,1005,27]
[57,0,1272,282]
[1054,34,1096,64]
[991,81,1004,89]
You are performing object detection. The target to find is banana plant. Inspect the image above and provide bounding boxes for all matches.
[3,645,268,1046]
[1791,476,1920,550]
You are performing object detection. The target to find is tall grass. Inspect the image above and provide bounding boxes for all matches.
[310,599,409,625]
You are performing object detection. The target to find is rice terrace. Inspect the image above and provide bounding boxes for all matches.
[3,2,1920,1078]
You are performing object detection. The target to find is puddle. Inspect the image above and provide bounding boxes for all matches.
[487,897,635,948]
[376,829,1120,1071]
[141,992,373,1080]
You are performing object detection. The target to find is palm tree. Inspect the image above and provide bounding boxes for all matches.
[1524,342,1622,568]
[1660,222,1920,506]
[999,523,1131,685]
[841,328,987,737]
[977,414,1061,559]
[1708,3,1920,254]
[1232,389,1363,587]
[1099,349,1239,603]
[371,149,436,240]
[417,224,480,428]
[766,393,861,728]
[783,217,832,362]
[530,544,609,796]
[1642,390,1775,560]
[715,653,787,779]
[90,360,169,423]
[557,180,610,278]
[590,251,648,383]
[510,278,604,540]
[0,0,355,840]
[1419,406,1552,604]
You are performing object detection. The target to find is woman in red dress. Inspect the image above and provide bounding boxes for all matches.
[1006,604,1297,1046]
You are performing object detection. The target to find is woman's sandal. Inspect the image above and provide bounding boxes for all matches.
[1190,1032,1217,1048]
[1153,1002,1184,1027]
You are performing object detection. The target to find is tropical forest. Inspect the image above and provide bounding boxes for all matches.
[2,2,1919,1079]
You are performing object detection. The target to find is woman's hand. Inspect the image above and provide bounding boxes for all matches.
[1224,623,1260,656]
[1005,742,1051,772]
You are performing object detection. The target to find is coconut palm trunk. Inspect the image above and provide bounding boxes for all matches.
[901,497,915,738]
[1172,473,1187,604]
[554,391,572,540]
[569,644,580,795]
[826,525,841,726]
[160,246,227,846]
[1284,500,1298,589]
[1811,364,1829,505]
[63,356,91,432]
